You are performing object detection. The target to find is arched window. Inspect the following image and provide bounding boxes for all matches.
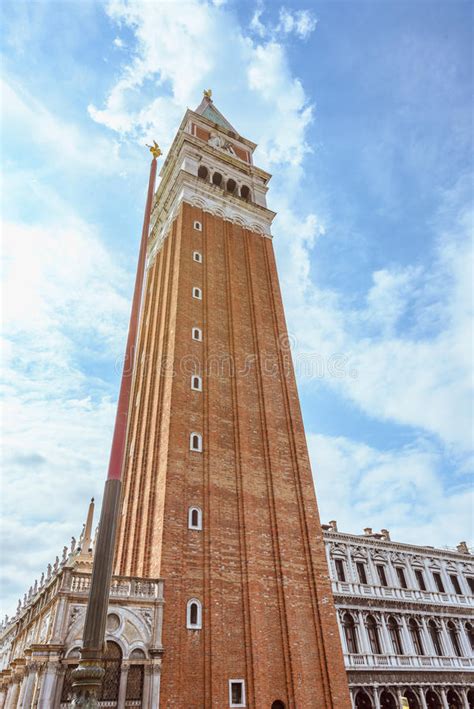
[186,598,202,629]
[191,375,202,391]
[197,166,209,180]
[355,691,373,709]
[188,506,202,530]
[212,172,222,186]
[428,619,443,656]
[387,616,404,655]
[193,251,202,263]
[467,689,474,709]
[271,702,286,709]
[193,220,202,231]
[240,185,251,201]
[465,621,474,651]
[446,690,462,709]
[192,286,202,300]
[380,690,397,709]
[403,689,420,709]
[226,178,237,194]
[366,614,382,654]
[447,620,462,657]
[342,612,358,654]
[101,641,122,701]
[192,327,202,341]
[190,432,202,452]
[408,618,424,655]
[425,689,442,709]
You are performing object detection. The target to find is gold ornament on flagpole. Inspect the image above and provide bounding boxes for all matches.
[203,88,212,99]
[146,140,162,159]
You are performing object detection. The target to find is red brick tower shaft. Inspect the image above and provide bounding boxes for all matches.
[115,96,350,708]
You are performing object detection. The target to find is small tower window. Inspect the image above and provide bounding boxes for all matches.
[190,432,202,452]
[186,598,202,629]
[188,506,202,530]
[193,287,202,300]
[193,251,202,263]
[197,166,208,180]
[229,679,246,707]
[240,185,251,201]
[191,375,202,391]
[193,221,202,231]
[226,178,237,194]
[192,327,202,341]
[212,172,222,186]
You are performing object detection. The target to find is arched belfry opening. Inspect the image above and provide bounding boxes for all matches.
[197,165,209,180]
[271,701,286,709]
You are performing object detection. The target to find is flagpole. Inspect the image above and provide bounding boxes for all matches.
[71,144,161,707]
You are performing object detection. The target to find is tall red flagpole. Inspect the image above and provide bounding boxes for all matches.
[71,145,160,707]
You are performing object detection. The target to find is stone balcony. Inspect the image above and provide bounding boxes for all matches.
[69,573,164,601]
[332,579,474,607]
[345,652,474,670]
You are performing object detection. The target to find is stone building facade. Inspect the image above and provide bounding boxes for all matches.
[0,501,164,708]
[323,522,474,709]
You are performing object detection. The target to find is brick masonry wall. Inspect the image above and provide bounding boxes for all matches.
[115,201,351,708]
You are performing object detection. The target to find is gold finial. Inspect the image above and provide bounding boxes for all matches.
[203,88,212,99]
[146,140,162,159]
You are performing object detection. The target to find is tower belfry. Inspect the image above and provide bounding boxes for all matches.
[114,92,350,707]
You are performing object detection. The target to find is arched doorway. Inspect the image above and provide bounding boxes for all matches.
[446,689,462,709]
[468,689,474,709]
[426,690,442,709]
[355,690,373,709]
[100,641,122,701]
[404,689,420,709]
[380,690,397,709]
[271,702,286,709]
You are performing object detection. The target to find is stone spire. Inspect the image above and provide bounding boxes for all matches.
[83,498,95,552]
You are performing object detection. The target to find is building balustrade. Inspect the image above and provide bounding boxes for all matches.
[332,579,473,606]
[70,574,163,600]
[344,652,474,670]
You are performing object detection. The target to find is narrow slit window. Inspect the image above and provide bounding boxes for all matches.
[334,559,346,582]
[188,507,202,530]
[450,574,462,595]
[186,599,202,629]
[433,572,445,592]
[193,287,202,300]
[192,327,202,341]
[376,564,388,587]
[193,220,202,231]
[191,375,202,391]
[190,432,202,452]
[415,569,426,591]
[229,680,246,707]
[356,561,368,585]
[193,251,202,263]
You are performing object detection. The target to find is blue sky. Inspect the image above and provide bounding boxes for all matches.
[1,0,472,615]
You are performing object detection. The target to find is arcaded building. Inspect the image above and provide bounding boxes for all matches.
[323,522,474,709]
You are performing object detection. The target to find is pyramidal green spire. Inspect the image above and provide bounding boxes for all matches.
[195,90,238,133]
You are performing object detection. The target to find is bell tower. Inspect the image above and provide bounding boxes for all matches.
[115,92,350,708]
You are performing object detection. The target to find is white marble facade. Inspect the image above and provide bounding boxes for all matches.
[0,502,163,709]
[323,522,474,709]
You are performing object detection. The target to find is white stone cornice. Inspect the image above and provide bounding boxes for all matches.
[147,172,276,268]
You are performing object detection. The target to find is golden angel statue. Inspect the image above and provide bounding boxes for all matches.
[146,140,162,159]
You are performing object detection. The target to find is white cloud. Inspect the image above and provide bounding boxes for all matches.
[250,6,317,41]
[281,186,473,454]
[113,36,126,48]
[309,433,473,548]
[1,213,130,616]
[88,0,314,169]
[1,78,121,174]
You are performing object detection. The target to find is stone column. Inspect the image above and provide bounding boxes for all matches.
[373,687,381,709]
[396,688,404,706]
[149,661,161,707]
[400,616,413,656]
[6,678,20,709]
[20,665,38,709]
[459,688,469,709]
[37,662,57,708]
[418,688,428,709]
[440,688,449,709]
[438,619,452,657]
[349,689,355,709]
[0,688,6,709]
[356,612,370,655]
[117,663,129,709]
